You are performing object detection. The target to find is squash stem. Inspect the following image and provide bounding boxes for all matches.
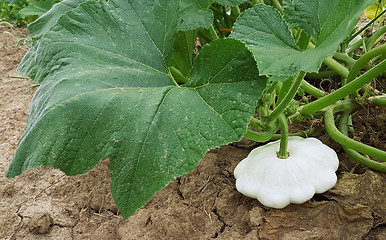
[270,128,314,141]
[300,80,325,98]
[347,44,386,83]
[339,111,386,172]
[323,57,349,79]
[300,59,386,115]
[167,68,180,87]
[277,114,289,159]
[324,104,386,162]
[244,129,274,142]
[271,0,284,14]
[209,25,219,40]
[369,94,386,107]
[169,66,188,84]
[268,71,306,122]
[306,70,339,79]
[308,42,350,78]
[346,9,386,44]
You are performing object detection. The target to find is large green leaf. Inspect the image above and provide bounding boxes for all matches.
[30,0,215,41]
[283,0,374,46]
[7,0,265,219]
[177,0,213,31]
[230,0,374,76]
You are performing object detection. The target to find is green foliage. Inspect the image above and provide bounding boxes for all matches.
[0,0,60,25]
[213,0,249,6]
[230,0,374,76]
[7,0,266,219]
[6,0,386,219]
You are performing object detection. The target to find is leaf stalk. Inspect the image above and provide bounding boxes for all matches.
[338,111,386,172]
[268,71,306,122]
[324,104,386,162]
[300,59,386,115]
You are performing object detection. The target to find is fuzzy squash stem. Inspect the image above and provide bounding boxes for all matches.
[324,105,386,162]
[277,114,289,159]
[301,59,386,115]
[209,25,219,40]
[369,94,386,107]
[347,44,386,83]
[300,80,325,98]
[244,129,274,142]
[268,71,306,122]
[339,112,386,172]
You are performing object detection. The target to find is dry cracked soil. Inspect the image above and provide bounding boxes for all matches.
[0,25,385,240]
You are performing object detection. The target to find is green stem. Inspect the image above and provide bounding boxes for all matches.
[333,52,356,68]
[277,114,289,159]
[347,44,386,83]
[344,148,386,172]
[306,70,339,79]
[369,94,386,107]
[232,6,241,16]
[270,128,314,141]
[366,25,386,50]
[209,25,219,40]
[300,59,386,115]
[308,42,350,78]
[169,66,188,84]
[167,68,180,87]
[271,0,284,14]
[266,81,279,94]
[250,117,265,130]
[300,80,325,98]
[268,71,306,122]
[346,8,386,44]
[346,37,366,54]
[324,105,386,161]
[323,57,350,79]
[339,111,386,172]
[347,26,386,54]
[244,129,274,142]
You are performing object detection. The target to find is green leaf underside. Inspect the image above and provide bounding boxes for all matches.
[230,0,374,76]
[28,0,88,40]
[7,0,265,219]
[18,0,56,18]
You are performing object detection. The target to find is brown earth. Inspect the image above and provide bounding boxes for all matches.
[0,25,385,240]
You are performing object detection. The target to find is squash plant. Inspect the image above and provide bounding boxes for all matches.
[6,0,386,218]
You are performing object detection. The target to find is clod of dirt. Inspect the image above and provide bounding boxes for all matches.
[260,201,374,240]
[365,225,386,240]
[324,170,386,226]
[28,212,53,234]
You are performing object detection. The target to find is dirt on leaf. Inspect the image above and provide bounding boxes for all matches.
[1,26,385,240]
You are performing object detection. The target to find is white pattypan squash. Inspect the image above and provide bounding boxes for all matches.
[234,136,339,208]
